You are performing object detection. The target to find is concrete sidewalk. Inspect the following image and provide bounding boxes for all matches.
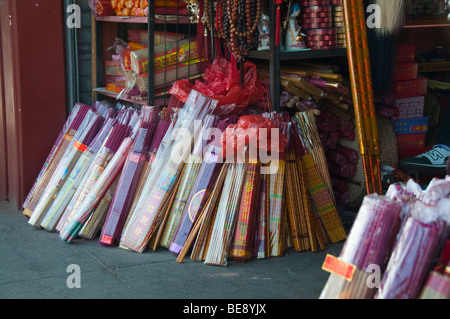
[0,200,345,299]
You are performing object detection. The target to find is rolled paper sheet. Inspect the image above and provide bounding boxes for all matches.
[60,136,133,243]
[377,217,446,299]
[28,111,104,227]
[327,150,348,166]
[229,160,261,262]
[99,125,155,246]
[22,103,86,209]
[23,105,91,217]
[339,194,403,270]
[119,91,217,253]
[336,144,359,165]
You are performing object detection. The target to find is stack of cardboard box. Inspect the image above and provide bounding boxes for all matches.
[391,45,430,161]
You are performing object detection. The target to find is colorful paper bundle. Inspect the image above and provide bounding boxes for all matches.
[60,133,133,243]
[419,271,450,299]
[376,217,446,299]
[22,103,86,209]
[169,117,236,254]
[228,159,261,262]
[99,121,157,246]
[23,104,91,218]
[57,123,129,236]
[79,176,119,240]
[42,117,118,232]
[161,114,218,250]
[204,161,247,266]
[119,91,217,253]
[28,110,105,228]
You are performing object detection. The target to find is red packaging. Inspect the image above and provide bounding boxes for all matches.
[393,78,428,99]
[393,63,418,81]
[395,45,416,63]
[396,133,427,149]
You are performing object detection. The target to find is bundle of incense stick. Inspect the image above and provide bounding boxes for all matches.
[377,217,447,299]
[175,162,229,263]
[23,104,91,218]
[125,117,172,225]
[253,165,270,259]
[28,111,105,228]
[189,165,228,262]
[228,158,261,262]
[265,114,290,257]
[285,134,311,253]
[79,176,119,239]
[99,121,157,246]
[43,117,117,232]
[22,103,87,210]
[73,110,142,237]
[204,160,247,266]
[295,110,335,203]
[293,127,328,252]
[119,91,217,253]
[339,195,403,271]
[320,194,404,299]
[57,123,129,235]
[60,133,133,243]
[168,117,232,254]
[294,111,346,244]
[160,114,218,249]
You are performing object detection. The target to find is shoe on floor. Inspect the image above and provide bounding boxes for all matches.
[400,145,450,177]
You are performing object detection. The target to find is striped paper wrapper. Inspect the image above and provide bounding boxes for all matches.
[119,91,217,253]
[377,217,447,299]
[22,103,89,209]
[229,160,261,262]
[79,176,119,240]
[60,137,133,243]
[40,117,117,231]
[204,162,247,266]
[99,126,155,246]
[28,111,104,227]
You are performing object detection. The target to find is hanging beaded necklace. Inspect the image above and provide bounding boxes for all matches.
[205,0,260,61]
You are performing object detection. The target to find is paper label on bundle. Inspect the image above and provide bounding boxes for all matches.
[188,189,206,222]
[322,254,356,282]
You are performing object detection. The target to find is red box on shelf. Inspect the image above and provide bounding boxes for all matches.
[398,145,431,162]
[393,63,418,81]
[393,78,428,99]
[396,133,427,149]
[393,96,425,119]
[395,45,416,63]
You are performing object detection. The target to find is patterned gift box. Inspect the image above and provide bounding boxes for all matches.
[392,96,425,119]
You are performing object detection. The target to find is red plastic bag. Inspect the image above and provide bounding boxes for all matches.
[220,115,288,159]
[169,56,264,116]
